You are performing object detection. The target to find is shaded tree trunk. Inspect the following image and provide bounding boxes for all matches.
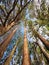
[22,27,31,65]
[20,0,23,8]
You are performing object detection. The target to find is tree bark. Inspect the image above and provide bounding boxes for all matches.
[22,27,31,65]
[4,39,19,65]
[36,42,49,61]
[37,32,49,49]
[32,28,49,49]
[0,28,17,59]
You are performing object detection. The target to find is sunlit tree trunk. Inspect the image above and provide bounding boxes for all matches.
[36,41,49,61]
[36,31,49,49]
[33,28,49,49]
[4,43,17,65]
[23,27,31,65]
[4,38,20,65]
[0,28,17,59]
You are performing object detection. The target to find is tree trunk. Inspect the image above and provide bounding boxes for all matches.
[37,32,49,49]
[22,27,31,65]
[32,28,49,49]
[36,41,49,61]
[4,39,19,65]
[20,0,22,8]
[0,28,17,59]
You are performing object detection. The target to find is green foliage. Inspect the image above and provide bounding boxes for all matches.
[27,20,33,29]
[36,19,48,26]
[40,0,47,19]
[28,2,34,10]
[46,25,49,30]
[36,46,41,54]
[27,20,38,37]
[36,0,49,27]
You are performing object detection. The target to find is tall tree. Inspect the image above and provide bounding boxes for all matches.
[28,20,49,49]
[0,28,17,59]
[23,27,31,65]
[36,41,49,61]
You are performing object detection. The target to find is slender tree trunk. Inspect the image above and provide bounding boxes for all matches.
[22,27,31,65]
[4,39,19,65]
[4,45,17,65]
[36,41,49,61]
[0,28,17,59]
[20,0,22,8]
[37,32,49,49]
[32,28,49,49]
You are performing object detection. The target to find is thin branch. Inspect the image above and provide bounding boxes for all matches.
[0,6,7,16]
[0,17,4,25]
[4,0,18,26]
[37,42,49,61]
[11,0,31,22]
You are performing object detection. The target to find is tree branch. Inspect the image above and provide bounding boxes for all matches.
[11,0,31,22]
[0,6,7,16]
[4,0,18,26]
[0,17,4,25]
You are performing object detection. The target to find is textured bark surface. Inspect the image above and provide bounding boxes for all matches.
[37,42,49,61]
[33,29,49,49]
[0,28,17,59]
[23,28,31,65]
[4,40,18,65]
[37,32,49,49]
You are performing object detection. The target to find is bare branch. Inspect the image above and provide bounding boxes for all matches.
[4,0,18,26]
[0,6,7,16]
[11,0,31,22]
[0,17,4,25]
